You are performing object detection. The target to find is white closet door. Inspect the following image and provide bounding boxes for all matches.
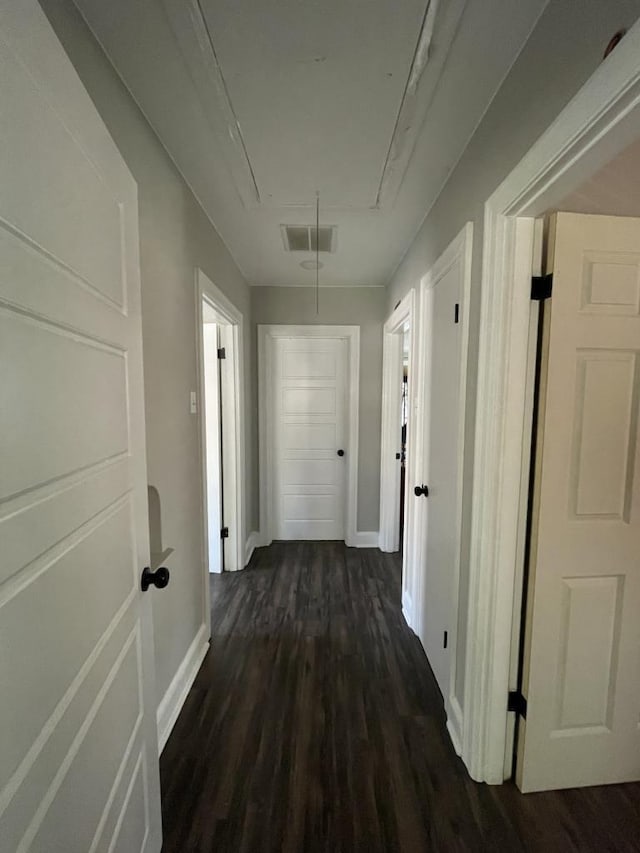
[413,227,470,720]
[274,337,347,540]
[0,3,162,850]
[518,212,640,792]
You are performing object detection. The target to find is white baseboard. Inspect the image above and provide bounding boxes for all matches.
[446,693,464,757]
[446,716,463,757]
[402,589,414,631]
[157,623,209,753]
[378,534,398,553]
[347,530,379,548]
[244,530,260,566]
[447,695,464,755]
[250,531,378,549]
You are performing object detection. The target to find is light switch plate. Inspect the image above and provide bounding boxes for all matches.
[190,391,197,414]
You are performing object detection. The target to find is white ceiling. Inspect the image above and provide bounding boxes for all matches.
[198,0,429,209]
[73,0,548,286]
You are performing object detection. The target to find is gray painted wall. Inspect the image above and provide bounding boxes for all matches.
[251,287,387,533]
[40,0,254,711]
[387,0,640,707]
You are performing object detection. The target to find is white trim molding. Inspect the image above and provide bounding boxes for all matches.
[348,530,379,548]
[196,269,246,589]
[258,324,361,547]
[402,589,415,632]
[447,694,465,758]
[378,289,416,555]
[157,624,209,753]
[465,21,640,784]
[378,290,421,640]
[245,530,260,565]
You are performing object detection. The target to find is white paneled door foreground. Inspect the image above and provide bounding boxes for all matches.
[0,3,162,851]
[274,337,347,540]
[518,212,640,792]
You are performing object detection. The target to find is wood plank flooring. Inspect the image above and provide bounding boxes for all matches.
[160,542,640,852]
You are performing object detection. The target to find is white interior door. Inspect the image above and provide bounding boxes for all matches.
[0,3,162,850]
[412,227,471,718]
[273,336,347,540]
[518,212,640,792]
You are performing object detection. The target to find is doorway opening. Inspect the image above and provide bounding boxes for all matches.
[507,145,640,792]
[465,28,640,787]
[202,311,225,573]
[378,291,417,625]
[196,269,245,586]
[399,323,410,553]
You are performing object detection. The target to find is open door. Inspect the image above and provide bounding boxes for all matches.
[517,212,640,792]
[0,3,162,849]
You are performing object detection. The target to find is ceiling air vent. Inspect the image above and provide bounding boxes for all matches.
[281,225,337,253]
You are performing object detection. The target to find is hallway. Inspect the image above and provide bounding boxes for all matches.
[159,543,640,852]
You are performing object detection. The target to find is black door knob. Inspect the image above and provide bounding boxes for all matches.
[337,449,345,457]
[414,484,429,497]
[141,566,170,591]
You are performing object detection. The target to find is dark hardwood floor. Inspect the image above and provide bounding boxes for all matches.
[160,542,640,852]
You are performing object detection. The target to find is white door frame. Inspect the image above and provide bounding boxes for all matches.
[378,292,419,626]
[258,324,360,546]
[201,322,224,576]
[412,223,472,755]
[378,290,416,555]
[466,23,640,784]
[196,269,245,603]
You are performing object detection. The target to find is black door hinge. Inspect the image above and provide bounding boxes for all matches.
[508,689,527,719]
[217,347,226,359]
[443,630,448,649]
[454,303,460,324]
[531,273,553,301]
[221,527,229,539]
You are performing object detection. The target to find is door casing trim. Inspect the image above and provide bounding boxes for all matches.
[378,291,417,629]
[196,269,246,595]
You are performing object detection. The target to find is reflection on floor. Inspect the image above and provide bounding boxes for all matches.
[160,541,640,852]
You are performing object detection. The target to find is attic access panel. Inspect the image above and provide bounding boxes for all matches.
[281,224,337,253]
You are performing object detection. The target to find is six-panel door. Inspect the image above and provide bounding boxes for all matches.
[518,212,640,792]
